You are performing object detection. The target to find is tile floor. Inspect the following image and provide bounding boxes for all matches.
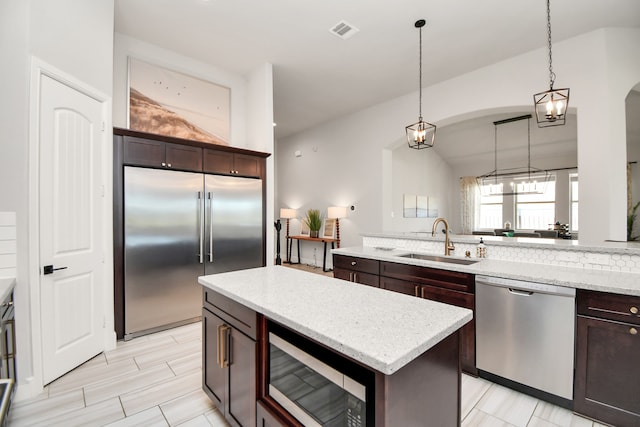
[8,263,608,426]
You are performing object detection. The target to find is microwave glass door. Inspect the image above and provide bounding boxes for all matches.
[269,333,366,427]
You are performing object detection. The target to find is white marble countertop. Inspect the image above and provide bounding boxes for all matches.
[333,246,640,296]
[198,266,472,375]
[0,278,15,303]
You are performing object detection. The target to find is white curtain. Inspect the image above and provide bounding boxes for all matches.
[460,176,480,235]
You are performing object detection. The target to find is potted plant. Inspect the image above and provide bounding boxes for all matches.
[304,209,323,238]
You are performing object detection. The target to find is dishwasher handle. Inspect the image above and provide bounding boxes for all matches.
[508,288,534,296]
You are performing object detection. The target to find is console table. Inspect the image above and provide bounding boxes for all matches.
[287,235,339,272]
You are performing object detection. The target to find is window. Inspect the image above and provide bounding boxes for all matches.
[477,185,503,229]
[570,173,578,232]
[516,176,556,230]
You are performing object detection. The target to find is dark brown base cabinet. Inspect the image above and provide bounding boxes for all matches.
[574,290,640,427]
[203,290,258,427]
[333,254,477,375]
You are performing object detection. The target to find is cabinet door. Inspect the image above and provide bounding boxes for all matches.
[123,136,165,167]
[421,285,476,375]
[380,276,419,297]
[353,271,380,287]
[333,267,352,282]
[575,315,640,426]
[233,153,261,177]
[203,308,226,411]
[165,142,202,171]
[203,149,235,175]
[228,330,257,427]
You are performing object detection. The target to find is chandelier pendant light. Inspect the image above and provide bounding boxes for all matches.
[533,0,569,127]
[406,19,436,149]
[477,114,551,196]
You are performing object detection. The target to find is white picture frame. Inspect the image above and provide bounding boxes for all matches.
[322,218,336,239]
[299,221,310,236]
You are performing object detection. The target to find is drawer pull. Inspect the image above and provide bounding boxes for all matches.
[414,285,419,297]
[631,327,638,335]
[351,261,356,266]
[631,306,639,315]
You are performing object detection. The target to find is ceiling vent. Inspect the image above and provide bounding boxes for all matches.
[329,20,360,40]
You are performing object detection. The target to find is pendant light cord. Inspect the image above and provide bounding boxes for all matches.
[546,0,556,90]
[527,117,531,180]
[418,24,423,120]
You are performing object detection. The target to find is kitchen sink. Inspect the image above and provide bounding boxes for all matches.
[397,253,480,265]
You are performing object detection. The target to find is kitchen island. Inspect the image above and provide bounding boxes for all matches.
[199,266,472,427]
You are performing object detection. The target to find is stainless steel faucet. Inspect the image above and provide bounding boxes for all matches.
[432,217,455,256]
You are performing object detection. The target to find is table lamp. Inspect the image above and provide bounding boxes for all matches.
[327,206,347,248]
[280,208,297,263]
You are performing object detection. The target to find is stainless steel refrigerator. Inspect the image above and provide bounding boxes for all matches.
[124,166,263,339]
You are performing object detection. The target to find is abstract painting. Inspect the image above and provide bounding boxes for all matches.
[128,58,230,145]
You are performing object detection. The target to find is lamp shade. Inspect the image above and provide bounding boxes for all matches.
[327,206,347,219]
[280,208,297,219]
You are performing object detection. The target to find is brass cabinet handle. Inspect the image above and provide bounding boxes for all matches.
[217,324,231,368]
[216,324,224,367]
[349,272,353,282]
[354,273,358,283]
[631,327,638,335]
[421,287,425,299]
[414,285,419,297]
[631,306,639,315]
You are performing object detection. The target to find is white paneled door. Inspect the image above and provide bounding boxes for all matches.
[39,74,105,384]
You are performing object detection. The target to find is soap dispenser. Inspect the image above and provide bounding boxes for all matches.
[476,238,487,258]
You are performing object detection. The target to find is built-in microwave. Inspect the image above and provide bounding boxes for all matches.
[267,322,375,427]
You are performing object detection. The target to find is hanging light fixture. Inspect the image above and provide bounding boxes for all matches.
[406,19,436,149]
[533,0,569,127]
[477,114,552,196]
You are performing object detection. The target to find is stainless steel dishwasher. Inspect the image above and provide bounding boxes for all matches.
[476,275,575,401]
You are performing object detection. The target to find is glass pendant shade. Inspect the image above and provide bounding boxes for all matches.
[534,87,569,127]
[406,118,436,149]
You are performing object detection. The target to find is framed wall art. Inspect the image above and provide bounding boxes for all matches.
[128,57,230,145]
[322,218,336,239]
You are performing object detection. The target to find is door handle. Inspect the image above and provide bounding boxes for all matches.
[208,192,213,263]
[197,192,204,264]
[43,265,67,275]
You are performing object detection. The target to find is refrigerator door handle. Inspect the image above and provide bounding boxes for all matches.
[198,191,204,264]
[208,192,214,262]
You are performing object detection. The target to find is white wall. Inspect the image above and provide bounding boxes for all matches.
[0,0,115,398]
[387,144,455,233]
[277,27,640,250]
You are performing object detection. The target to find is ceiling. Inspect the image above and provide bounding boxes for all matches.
[114,0,640,141]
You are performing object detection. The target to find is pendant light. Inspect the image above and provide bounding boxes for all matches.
[533,0,569,127]
[406,19,436,149]
[477,114,551,196]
